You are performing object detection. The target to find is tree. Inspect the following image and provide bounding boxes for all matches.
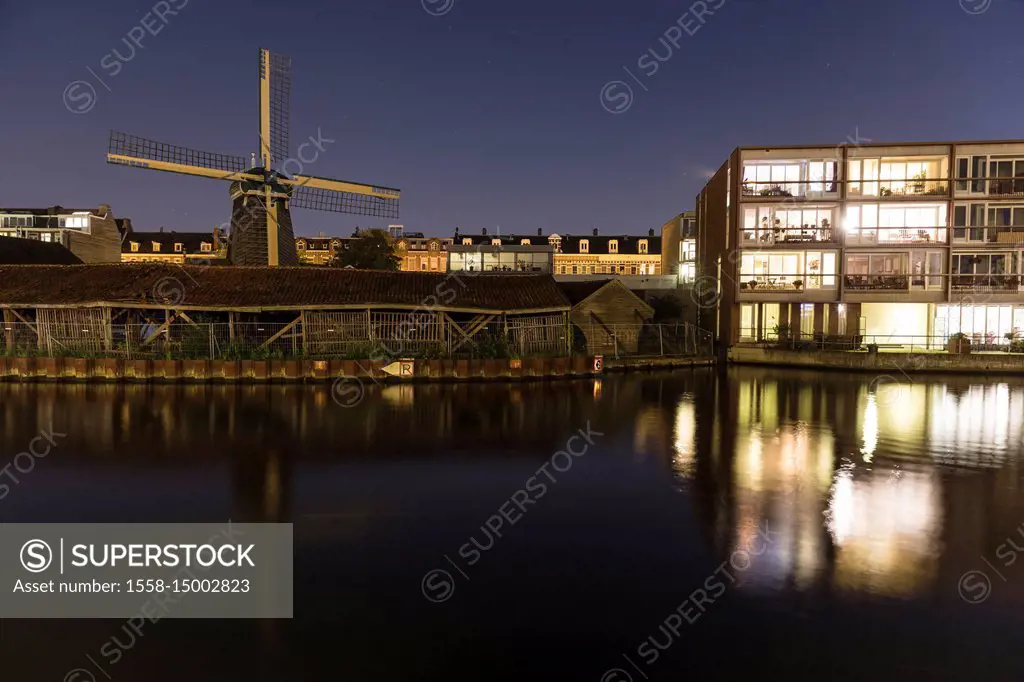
[334,229,400,270]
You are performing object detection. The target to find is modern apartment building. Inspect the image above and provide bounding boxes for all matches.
[696,140,1024,348]
[661,210,697,284]
[0,205,124,262]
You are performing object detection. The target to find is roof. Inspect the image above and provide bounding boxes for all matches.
[456,233,661,255]
[0,238,83,265]
[556,278,654,314]
[734,138,1024,153]
[123,231,216,254]
[0,264,570,312]
[0,205,100,216]
[556,280,609,305]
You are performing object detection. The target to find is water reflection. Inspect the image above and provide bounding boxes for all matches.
[2,370,1024,608]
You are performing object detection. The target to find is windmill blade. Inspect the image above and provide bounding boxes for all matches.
[269,50,292,167]
[259,48,292,168]
[107,131,260,182]
[287,175,400,218]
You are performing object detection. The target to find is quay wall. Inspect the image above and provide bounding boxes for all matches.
[0,355,714,384]
[729,347,1024,374]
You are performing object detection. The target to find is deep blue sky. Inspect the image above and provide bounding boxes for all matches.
[2,0,1022,237]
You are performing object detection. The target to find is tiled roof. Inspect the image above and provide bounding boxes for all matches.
[556,280,611,305]
[0,264,571,311]
[0,238,82,265]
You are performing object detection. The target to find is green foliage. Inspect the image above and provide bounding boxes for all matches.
[334,229,400,270]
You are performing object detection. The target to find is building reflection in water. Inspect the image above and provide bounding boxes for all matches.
[672,369,1024,602]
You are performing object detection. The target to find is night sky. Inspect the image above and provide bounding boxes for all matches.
[2,0,1023,238]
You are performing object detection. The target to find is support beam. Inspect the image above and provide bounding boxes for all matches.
[3,310,14,351]
[260,315,301,349]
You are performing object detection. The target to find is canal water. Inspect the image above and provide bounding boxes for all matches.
[2,369,1024,681]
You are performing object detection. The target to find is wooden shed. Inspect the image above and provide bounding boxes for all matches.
[0,264,572,359]
[558,279,654,354]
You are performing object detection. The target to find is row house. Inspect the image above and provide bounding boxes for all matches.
[122,228,225,264]
[453,228,663,276]
[696,140,1024,349]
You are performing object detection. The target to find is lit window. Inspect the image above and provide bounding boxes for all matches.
[580,239,589,253]
[463,237,472,245]
[174,243,183,252]
[521,239,531,246]
[491,238,501,246]
[152,242,160,252]
[639,239,648,254]
[609,239,619,254]
[201,243,212,252]
[131,242,139,252]
[297,240,306,249]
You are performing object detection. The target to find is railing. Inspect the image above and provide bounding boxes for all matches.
[739,275,836,292]
[849,180,948,197]
[575,322,715,358]
[843,274,909,291]
[953,227,1024,245]
[741,181,838,199]
[746,333,1024,354]
[951,275,1023,292]
[959,178,1024,198]
[845,227,947,246]
[0,321,570,360]
[741,227,838,245]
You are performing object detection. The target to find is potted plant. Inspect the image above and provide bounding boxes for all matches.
[748,279,758,289]
[793,280,803,291]
[910,170,927,194]
[947,332,971,355]
[1005,330,1019,351]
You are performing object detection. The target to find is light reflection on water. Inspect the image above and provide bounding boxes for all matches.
[669,368,1024,602]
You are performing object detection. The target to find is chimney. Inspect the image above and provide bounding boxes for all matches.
[482,227,488,236]
[593,228,598,236]
[537,228,542,237]
[648,228,655,237]
[159,226,164,233]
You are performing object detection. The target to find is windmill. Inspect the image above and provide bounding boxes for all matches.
[106,48,400,266]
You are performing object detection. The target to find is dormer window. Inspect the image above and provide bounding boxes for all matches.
[462,237,472,245]
[491,238,501,246]
[174,243,183,252]
[152,242,161,252]
[521,239,531,246]
[397,240,406,249]
[201,242,212,253]
[429,241,439,251]
[609,239,619,254]
[580,239,589,253]
[130,242,139,252]
[639,239,648,254]
[297,240,306,249]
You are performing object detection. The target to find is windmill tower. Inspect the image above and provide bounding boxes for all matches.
[106,48,400,266]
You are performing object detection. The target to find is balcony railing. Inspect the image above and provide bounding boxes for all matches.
[953,227,1024,245]
[741,182,838,199]
[957,178,1024,197]
[951,275,1023,292]
[741,226,838,245]
[738,275,836,292]
[849,180,949,198]
[843,274,909,291]
[845,227,947,246]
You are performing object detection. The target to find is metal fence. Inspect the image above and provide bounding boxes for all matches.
[0,320,572,360]
[578,322,714,358]
[0,320,715,360]
[749,333,1024,354]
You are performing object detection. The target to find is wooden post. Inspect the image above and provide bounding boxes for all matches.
[299,310,307,356]
[3,309,13,352]
[228,312,236,344]
[103,307,113,352]
[658,324,664,356]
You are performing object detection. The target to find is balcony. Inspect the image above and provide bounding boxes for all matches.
[843,275,909,291]
[741,226,839,246]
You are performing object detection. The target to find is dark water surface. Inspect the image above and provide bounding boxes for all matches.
[3,369,1024,681]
